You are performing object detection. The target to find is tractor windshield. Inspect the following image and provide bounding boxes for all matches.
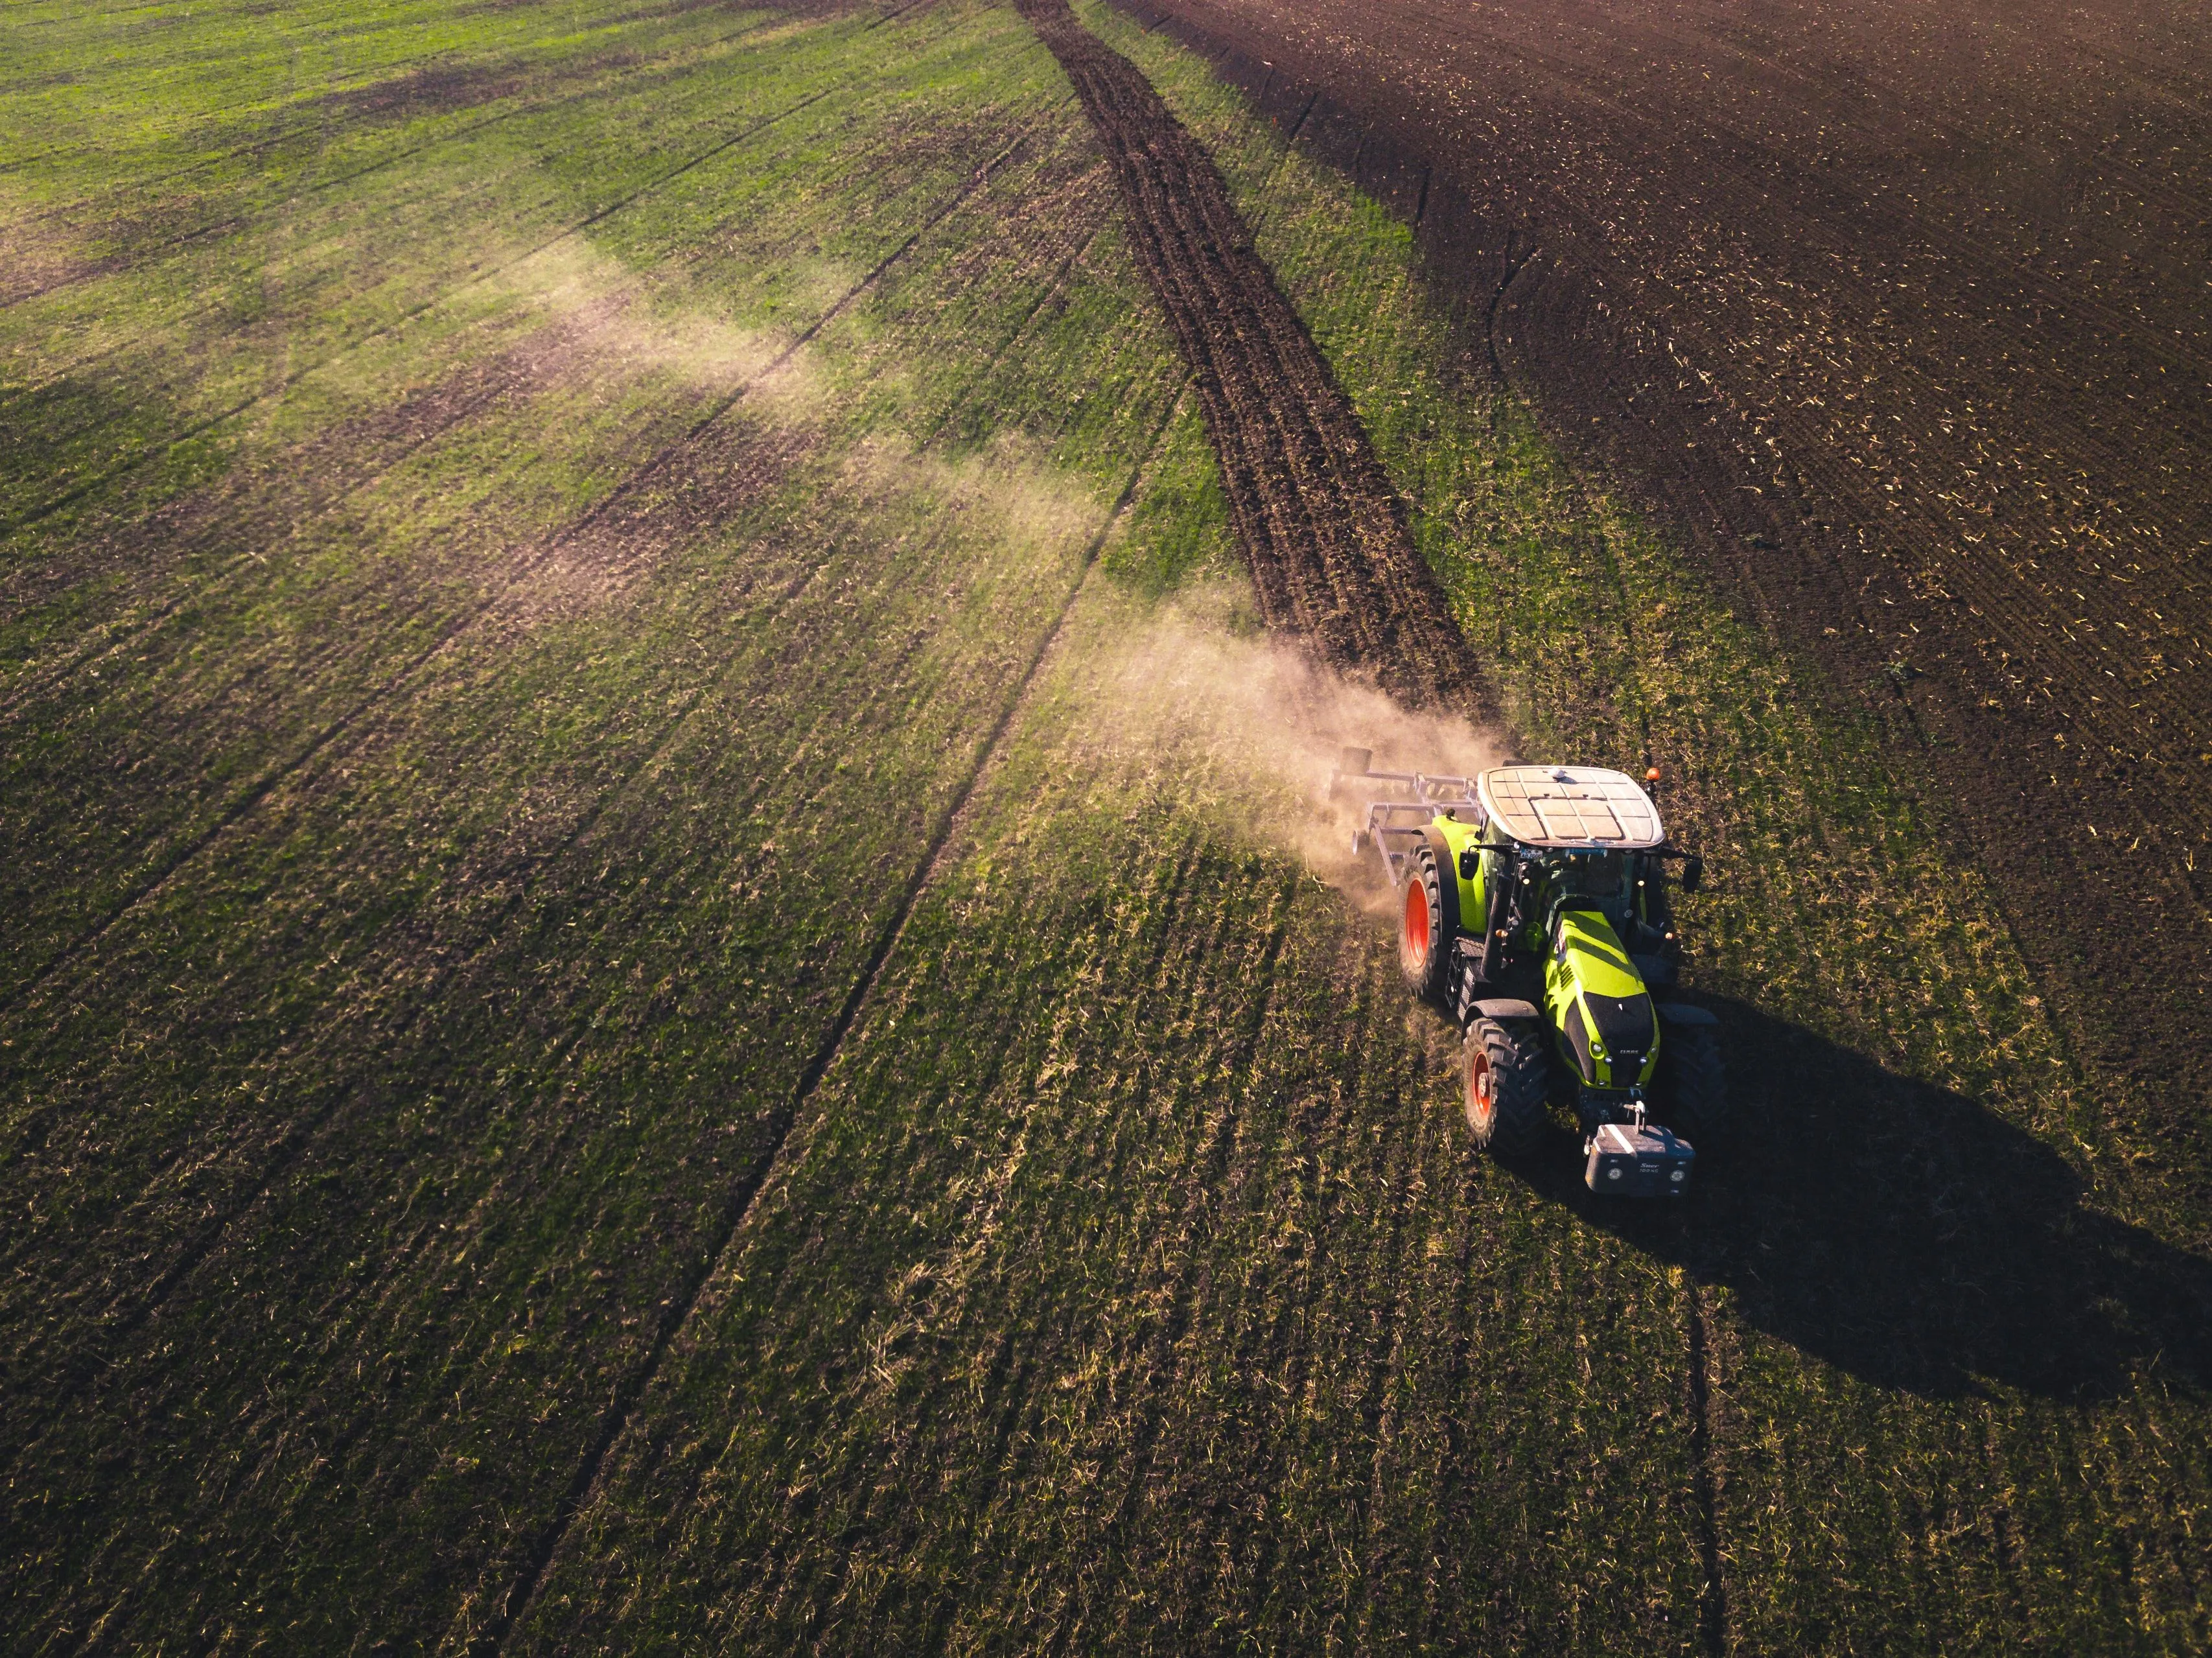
[1555,850,1627,900]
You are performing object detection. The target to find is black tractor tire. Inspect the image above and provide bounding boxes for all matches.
[1397,842,1454,1006]
[1463,1016,1548,1154]
[1656,1022,1727,1144]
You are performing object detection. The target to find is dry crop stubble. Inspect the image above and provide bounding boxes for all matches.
[5,0,2210,1652]
[3,6,1208,1647]
[511,576,1710,1655]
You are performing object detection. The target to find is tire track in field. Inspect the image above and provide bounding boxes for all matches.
[0,137,1032,1025]
[459,382,1187,1658]
[1012,0,1484,716]
[1684,1284,1729,1658]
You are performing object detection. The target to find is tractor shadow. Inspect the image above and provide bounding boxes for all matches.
[1498,994,2212,1400]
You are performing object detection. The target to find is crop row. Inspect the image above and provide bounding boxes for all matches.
[1,0,2205,1651]
[3,3,1210,1646]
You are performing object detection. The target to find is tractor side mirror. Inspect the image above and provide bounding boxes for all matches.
[1680,856,1705,893]
[1458,848,1480,880]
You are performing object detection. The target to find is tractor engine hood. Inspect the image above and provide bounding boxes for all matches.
[1543,907,1659,1090]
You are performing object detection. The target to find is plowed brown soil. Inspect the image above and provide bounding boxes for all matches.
[1015,0,1486,715]
[1113,0,2212,1176]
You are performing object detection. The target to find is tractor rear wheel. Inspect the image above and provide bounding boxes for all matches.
[1464,1016,1547,1154]
[1397,845,1452,1005]
[1657,1023,1727,1143]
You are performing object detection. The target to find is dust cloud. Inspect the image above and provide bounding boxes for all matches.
[484,239,825,416]
[1075,590,1506,909]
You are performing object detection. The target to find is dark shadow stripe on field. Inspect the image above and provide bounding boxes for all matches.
[1500,996,2212,1403]
[462,384,1189,1658]
[0,3,806,217]
[1012,0,1485,718]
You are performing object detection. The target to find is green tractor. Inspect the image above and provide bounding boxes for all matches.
[1336,753,1723,1195]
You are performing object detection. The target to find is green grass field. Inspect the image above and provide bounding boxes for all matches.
[4,1,2206,1651]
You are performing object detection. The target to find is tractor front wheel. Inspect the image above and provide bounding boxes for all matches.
[1464,1016,1547,1154]
[1657,1023,1727,1143]
[1397,845,1453,1005]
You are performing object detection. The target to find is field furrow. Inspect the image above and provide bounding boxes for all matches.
[1013,0,1477,714]
[4,2,2207,1652]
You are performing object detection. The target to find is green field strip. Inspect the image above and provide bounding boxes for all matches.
[0,8,797,373]
[0,9,786,312]
[3,1,2206,1651]
[0,29,1088,1011]
[1080,6,2212,1650]
[0,38,1123,1283]
[0,12,942,530]
[0,3,777,221]
[0,0,743,201]
[513,578,1709,1653]
[1,7,1226,1646]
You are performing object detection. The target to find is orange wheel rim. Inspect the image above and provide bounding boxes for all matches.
[1469,1049,1494,1129]
[1403,880,1430,964]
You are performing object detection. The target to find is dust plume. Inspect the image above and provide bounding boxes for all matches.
[482,239,826,417]
[1075,589,1507,909]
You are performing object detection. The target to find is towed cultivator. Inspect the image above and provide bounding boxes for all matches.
[1334,754,1724,1195]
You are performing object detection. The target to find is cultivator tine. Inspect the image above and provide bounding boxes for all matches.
[1334,746,1484,887]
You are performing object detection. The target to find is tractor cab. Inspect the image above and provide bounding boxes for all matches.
[1335,753,1723,1194]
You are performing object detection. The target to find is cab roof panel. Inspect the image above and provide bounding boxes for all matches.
[1478,765,1665,849]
